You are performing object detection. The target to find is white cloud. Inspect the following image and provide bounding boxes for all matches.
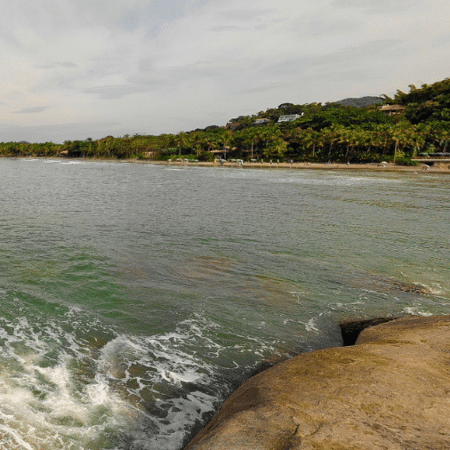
[12,106,48,114]
[0,0,448,142]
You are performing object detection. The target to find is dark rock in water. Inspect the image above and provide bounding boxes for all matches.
[339,317,397,346]
[394,282,432,294]
[185,315,450,450]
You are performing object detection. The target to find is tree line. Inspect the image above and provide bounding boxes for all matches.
[1,78,450,164]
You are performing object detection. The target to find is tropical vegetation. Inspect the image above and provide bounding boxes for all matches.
[1,78,450,164]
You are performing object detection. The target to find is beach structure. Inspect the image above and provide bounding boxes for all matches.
[378,104,407,115]
[412,152,450,165]
[226,122,241,131]
[209,146,235,160]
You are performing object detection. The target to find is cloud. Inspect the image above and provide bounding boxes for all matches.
[12,106,48,114]
[83,82,161,99]
[333,0,421,13]
[0,120,122,143]
[307,39,403,68]
[215,6,276,22]
[211,25,242,32]
[0,0,448,141]
[39,61,79,69]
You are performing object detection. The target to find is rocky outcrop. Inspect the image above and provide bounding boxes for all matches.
[185,316,450,450]
[339,317,397,346]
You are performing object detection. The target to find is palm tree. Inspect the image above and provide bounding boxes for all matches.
[264,137,288,159]
[339,128,352,159]
[322,124,345,159]
[390,121,416,161]
[288,127,306,158]
[429,122,450,152]
[218,130,234,160]
[247,128,264,159]
[204,134,218,153]
[374,124,392,156]
[175,132,188,156]
[302,128,321,158]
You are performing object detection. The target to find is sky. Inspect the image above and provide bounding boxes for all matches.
[0,0,449,143]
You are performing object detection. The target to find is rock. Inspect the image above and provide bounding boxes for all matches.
[396,282,432,294]
[184,316,450,450]
[339,317,397,346]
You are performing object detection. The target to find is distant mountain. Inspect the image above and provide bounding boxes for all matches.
[335,96,383,108]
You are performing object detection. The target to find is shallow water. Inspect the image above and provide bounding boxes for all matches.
[0,158,449,449]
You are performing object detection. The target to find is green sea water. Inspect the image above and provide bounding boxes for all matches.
[0,158,449,449]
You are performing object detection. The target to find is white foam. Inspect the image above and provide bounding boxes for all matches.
[413,282,443,296]
[0,424,34,450]
[210,169,401,187]
[0,306,277,449]
[304,318,319,333]
[0,386,34,409]
[162,369,201,384]
[404,307,433,316]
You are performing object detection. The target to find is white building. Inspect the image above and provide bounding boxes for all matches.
[253,118,271,125]
[277,114,303,123]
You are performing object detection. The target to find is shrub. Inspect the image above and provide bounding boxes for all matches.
[394,156,419,166]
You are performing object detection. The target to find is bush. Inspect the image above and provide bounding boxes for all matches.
[348,153,386,163]
[197,151,215,162]
[153,153,173,161]
[394,156,419,166]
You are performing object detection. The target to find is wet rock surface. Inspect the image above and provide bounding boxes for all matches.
[184,316,450,450]
[339,317,397,346]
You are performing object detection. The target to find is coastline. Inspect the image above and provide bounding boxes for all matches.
[4,156,450,174]
[134,159,450,174]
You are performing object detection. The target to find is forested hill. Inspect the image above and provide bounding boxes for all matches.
[384,78,450,124]
[335,96,383,108]
[1,78,450,164]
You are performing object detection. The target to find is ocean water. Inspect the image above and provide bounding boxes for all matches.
[0,158,449,449]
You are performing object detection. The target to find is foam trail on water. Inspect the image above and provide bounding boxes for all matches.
[0,423,34,450]
[0,302,276,450]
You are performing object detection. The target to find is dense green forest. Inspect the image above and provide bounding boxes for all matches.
[2,78,450,164]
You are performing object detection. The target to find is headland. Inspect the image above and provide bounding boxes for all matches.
[184,315,450,450]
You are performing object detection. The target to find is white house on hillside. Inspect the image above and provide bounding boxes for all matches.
[253,118,271,125]
[278,113,303,123]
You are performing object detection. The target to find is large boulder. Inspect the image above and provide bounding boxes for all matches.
[185,316,450,450]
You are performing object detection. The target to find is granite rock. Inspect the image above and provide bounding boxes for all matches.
[185,316,450,450]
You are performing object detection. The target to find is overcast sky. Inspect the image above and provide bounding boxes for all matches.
[0,0,448,143]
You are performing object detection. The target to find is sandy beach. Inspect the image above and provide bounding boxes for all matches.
[9,156,450,174]
[139,159,450,174]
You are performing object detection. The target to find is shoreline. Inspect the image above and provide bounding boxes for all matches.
[134,159,450,174]
[4,156,450,174]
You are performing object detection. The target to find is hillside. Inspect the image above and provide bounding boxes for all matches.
[335,96,383,108]
[1,78,449,164]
